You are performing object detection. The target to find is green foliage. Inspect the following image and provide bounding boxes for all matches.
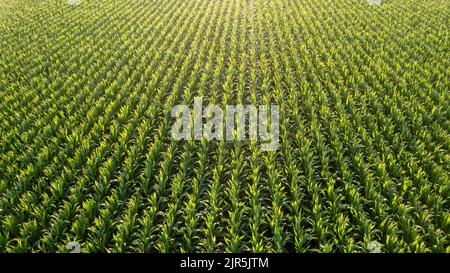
[0,0,448,253]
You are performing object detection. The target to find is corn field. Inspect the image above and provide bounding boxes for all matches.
[0,0,449,253]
